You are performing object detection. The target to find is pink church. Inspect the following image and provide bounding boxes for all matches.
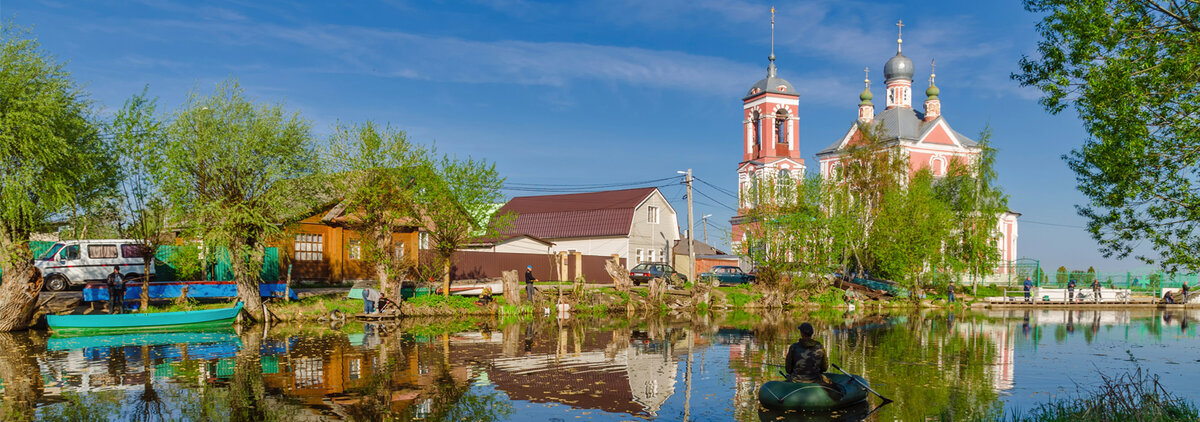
[732,22,1020,275]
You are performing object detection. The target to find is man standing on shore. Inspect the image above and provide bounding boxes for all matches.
[1067,278,1076,303]
[106,266,125,314]
[524,265,537,304]
[1023,277,1033,303]
[1092,278,1102,303]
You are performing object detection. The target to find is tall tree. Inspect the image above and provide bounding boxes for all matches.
[160,80,318,320]
[936,130,1009,293]
[1015,0,1200,272]
[0,24,118,331]
[410,154,507,297]
[870,170,955,294]
[326,121,425,299]
[112,88,170,311]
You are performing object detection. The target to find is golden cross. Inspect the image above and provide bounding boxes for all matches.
[896,19,904,38]
[864,67,870,86]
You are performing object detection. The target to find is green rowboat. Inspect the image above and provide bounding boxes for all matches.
[46,303,243,335]
[758,373,870,411]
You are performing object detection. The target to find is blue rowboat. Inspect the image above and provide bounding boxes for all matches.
[46,303,243,335]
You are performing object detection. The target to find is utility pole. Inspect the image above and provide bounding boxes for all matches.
[685,169,696,282]
[702,214,712,245]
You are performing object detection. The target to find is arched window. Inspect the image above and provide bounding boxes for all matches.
[775,110,789,144]
[778,168,790,180]
[751,111,762,150]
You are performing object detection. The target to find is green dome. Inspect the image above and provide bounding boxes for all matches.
[859,88,873,105]
[925,84,940,98]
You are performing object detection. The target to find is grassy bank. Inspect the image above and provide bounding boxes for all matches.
[1005,370,1197,422]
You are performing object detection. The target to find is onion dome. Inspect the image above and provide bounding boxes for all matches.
[746,55,798,98]
[883,52,914,82]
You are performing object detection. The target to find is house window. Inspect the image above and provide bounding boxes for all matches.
[648,249,657,262]
[88,245,118,259]
[636,248,644,263]
[294,234,324,261]
[419,232,430,249]
[647,206,659,224]
[394,242,406,261]
[348,240,362,260]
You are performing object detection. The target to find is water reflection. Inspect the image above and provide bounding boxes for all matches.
[2,309,1197,421]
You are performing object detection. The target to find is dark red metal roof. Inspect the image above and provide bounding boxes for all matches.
[496,187,657,239]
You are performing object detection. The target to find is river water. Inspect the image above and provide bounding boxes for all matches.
[2,308,1198,421]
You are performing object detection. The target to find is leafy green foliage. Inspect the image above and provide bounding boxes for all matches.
[0,23,119,329]
[1014,1,1200,272]
[160,80,319,319]
[325,121,425,298]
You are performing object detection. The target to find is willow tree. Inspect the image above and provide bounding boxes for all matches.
[1015,0,1200,272]
[0,25,117,331]
[410,154,507,297]
[161,80,318,320]
[112,89,170,311]
[935,130,1008,293]
[326,122,425,299]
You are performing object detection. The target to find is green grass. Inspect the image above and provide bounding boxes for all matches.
[717,285,760,308]
[406,294,479,309]
[1003,370,1196,422]
[145,301,232,313]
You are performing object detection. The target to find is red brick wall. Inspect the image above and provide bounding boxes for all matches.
[448,251,626,283]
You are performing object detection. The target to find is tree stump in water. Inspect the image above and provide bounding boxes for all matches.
[501,270,520,304]
[0,266,43,332]
[604,258,633,293]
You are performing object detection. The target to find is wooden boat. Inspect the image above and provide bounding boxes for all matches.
[439,281,504,296]
[46,303,243,335]
[758,373,870,411]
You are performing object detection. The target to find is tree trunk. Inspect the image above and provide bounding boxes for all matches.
[374,227,392,299]
[141,254,153,311]
[501,270,519,304]
[230,242,264,321]
[604,258,632,293]
[442,259,450,297]
[0,234,42,332]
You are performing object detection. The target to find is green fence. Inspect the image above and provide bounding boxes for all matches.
[11,241,279,282]
[1039,271,1196,297]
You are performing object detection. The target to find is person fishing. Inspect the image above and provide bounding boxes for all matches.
[1067,277,1076,303]
[1092,278,1102,303]
[1183,281,1190,303]
[524,265,538,303]
[785,323,830,385]
[1023,277,1033,302]
[106,265,125,314]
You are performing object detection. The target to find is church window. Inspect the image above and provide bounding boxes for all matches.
[778,168,790,180]
[775,110,788,144]
[752,111,762,150]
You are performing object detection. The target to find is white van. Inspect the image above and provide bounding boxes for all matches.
[35,239,157,291]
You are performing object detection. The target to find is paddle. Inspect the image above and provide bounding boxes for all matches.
[831,363,892,404]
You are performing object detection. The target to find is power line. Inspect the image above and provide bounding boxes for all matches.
[506,176,679,188]
[693,176,739,200]
[1022,219,1086,229]
[690,186,738,212]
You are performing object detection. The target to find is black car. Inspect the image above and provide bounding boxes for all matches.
[699,265,756,286]
[628,262,687,286]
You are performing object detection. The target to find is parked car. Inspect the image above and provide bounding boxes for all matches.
[35,239,156,291]
[628,262,687,286]
[700,265,756,286]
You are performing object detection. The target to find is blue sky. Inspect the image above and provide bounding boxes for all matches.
[4,0,1144,272]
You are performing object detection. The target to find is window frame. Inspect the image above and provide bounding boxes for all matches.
[87,244,119,260]
[647,206,660,224]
